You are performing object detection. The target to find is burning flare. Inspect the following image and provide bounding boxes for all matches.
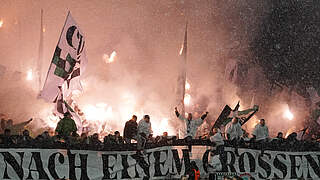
[0,20,3,28]
[283,105,294,120]
[82,103,113,134]
[26,69,33,81]
[184,93,191,105]
[103,51,117,64]
[179,44,184,55]
[185,80,190,90]
[285,127,296,138]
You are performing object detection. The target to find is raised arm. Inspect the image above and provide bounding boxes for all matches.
[194,112,208,126]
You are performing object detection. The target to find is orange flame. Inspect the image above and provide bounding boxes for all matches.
[26,69,33,81]
[184,93,191,105]
[0,20,3,28]
[185,80,190,91]
[285,127,296,138]
[283,105,294,120]
[179,44,184,55]
[103,51,117,64]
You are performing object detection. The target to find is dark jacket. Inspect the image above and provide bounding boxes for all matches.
[123,120,138,139]
[17,135,33,145]
[1,135,14,145]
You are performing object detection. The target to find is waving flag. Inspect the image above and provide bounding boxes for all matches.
[54,86,82,132]
[40,12,87,102]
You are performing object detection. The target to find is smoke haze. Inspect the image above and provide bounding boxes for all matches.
[0,1,305,137]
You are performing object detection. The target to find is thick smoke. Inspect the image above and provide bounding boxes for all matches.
[0,1,306,137]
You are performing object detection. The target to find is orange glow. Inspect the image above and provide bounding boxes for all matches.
[82,103,113,134]
[153,118,169,136]
[285,127,295,138]
[103,51,117,64]
[0,20,3,28]
[185,80,190,90]
[179,44,184,55]
[283,105,294,120]
[26,69,33,81]
[184,93,191,105]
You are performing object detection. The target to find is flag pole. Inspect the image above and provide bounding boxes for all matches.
[37,9,44,92]
[181,22,188,117]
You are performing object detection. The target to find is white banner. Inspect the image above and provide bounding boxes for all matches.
[0,146,320,179]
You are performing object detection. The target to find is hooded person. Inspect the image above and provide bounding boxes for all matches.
[55,112,77,138]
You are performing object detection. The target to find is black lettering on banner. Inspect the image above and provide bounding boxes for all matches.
[153,150,169,177]
[27,152,49,179]
[239,152,255,173]
[289,155,303,179]
[304,154,320,178]
[172,149,191,175]
[202,150,210,173]
[67,150,89,180]
[258,153,272,179]
[120,154,130,179]
[221,150,236,172]
[102,154,117,179]
[48,152,65,179]
[273,154,287,179]
[131,152,151,178]
[1,152,24,179]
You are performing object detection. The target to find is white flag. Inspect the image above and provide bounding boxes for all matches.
[40,12,87,102]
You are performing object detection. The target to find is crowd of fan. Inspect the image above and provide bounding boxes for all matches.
[0,108,320,153]
[0,113,179,151]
